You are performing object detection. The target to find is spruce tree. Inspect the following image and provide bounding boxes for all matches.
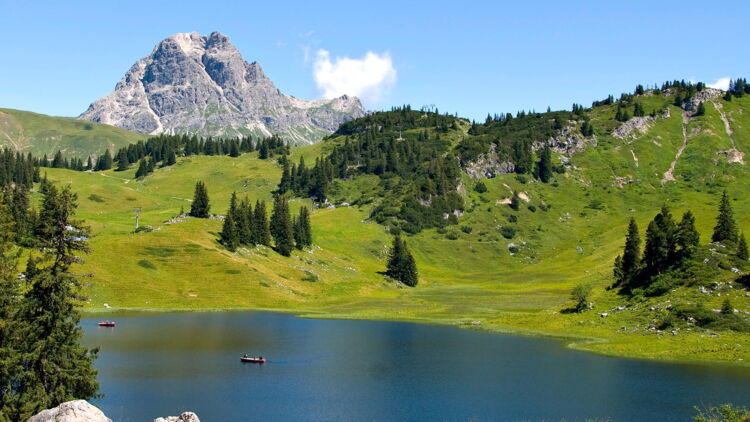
[8,185,98,419]
[115,149,129,171]
[270,195,294,256]
[536,146,553,183]
[135,158,149,178]
[738,232,749,261]
[386,235,418,286]
[696,102,706,116]
[237,198,253,246]
[618,218,641,286]
[253,200,271,246]
[676,210,700,259]
[0,194,22,418]
[165,149,177,166]
[712,191,738,244]
[190,181,210,218]
[219,193,240,251]
[99,150,113,171]
[294,206,312,249]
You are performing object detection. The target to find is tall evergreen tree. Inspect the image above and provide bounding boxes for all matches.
[536,146,553,183]
[0,194,22,419]
[618,218,641,286]
[676,210,700,259]
[738,232,749,261]
[135,158,149,178]
[98,150,113,171]
[115,149,129,171]
[386,235,418,286]
[237,198,253,246]
[269,195,294,256]
[219,193,240,251]
[294,206,312,249]
[712,191,738,244]
[190,181,211,218]
[253,200,271,246]
[6,185,99,420]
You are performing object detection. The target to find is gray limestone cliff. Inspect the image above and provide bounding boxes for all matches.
[79,32,365,145]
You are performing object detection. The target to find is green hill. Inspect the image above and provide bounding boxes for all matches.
[39,82,750,365]
[0,108,146,157]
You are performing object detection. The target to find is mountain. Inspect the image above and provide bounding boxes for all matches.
[0,108,146,157]
[79,31,366,145]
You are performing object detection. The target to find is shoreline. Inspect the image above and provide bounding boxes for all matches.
[81,305,750,369]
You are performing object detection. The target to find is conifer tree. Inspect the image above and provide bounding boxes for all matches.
[270,195,294,256]
[0,194,22,418]
[99,150,113,171]
[135,158,149,178]
[219,193,240,251]
[618,218,641,286]
[190,181,210,218]
[386,235,418,286]
[7,185,98,419]
[536,146,553,183]
[294,206,312,249]
[165,149,177,166]
[696,102,706,116]
[738,232,749,261]
[237,198,253,246]
[712,191,738,244]
[676,210,700,259]
[253,200,271,246]
[115,149,129,171]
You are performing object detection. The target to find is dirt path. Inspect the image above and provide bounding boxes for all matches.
[630,149,639,167]
[662,112,690,184]
[713,101,744,164]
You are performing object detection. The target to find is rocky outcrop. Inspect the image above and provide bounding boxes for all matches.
[79,32,366,145]
[612,108,670,139]
[27,400,111,422]
[534,125,596,155]
[684,88,722,112]
[464,143,515,179]
[154,412,201,422]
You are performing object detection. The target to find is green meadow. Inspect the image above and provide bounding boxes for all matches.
[38,94,750,366]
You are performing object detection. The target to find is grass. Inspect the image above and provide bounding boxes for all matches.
[0,108,146,157]
[39,94,750,366]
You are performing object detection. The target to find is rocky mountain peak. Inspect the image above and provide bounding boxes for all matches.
[79,32,365,144]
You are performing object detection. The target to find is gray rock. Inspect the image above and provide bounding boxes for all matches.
[683,88,722,112]
[154,412,201,422]
[79,32,365,145]
[27,400,111,422]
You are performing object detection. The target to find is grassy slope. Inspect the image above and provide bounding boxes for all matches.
[42,94,750,365]
[0,108,146,157]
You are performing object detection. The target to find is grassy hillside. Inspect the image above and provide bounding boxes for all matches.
[0,108,146,157]
[40,88,750,365]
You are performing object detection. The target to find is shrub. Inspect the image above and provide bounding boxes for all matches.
[515,174,528,184]
[445,231,459,240]
[527,205,537,212]
[570,284,592,312]
[474,181,488,193]
[508,215,518,223]
[460,225,473,234]
[500,226,517,239]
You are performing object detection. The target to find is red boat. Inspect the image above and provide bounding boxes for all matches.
[98,321,116,327]
[240,356,266,363]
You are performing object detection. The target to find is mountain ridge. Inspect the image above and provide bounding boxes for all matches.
[79,31,366,145]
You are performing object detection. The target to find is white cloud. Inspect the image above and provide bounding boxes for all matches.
[708,77,730,90]
[313,49,396,105]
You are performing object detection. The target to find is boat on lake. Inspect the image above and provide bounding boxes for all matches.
[241,356,266,363]
[98,321,116,327]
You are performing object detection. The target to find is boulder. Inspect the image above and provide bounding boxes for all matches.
[27,400,111,422]
[154,412,201,422]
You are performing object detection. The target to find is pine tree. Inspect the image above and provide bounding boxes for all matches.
[7,185,98,419]
[99,150,113,171]
[536,146,553,183]
[237,198,253,246]
[51,151,65,168]
[386,235,418,286]
[219,193,240,251]
[618,218,641,286]
[0,193,23,418]
[115,149,129,171]
[229,140,240,158]
[270,195,294,256]
[696,102,706,116]
[294,206,312,249]
[253,200,271,246]
[165,149,177,166]
[712,191,738,244]
[135,158,149,178]
[738,232,749,261]
[190,181,211,218]
[676,211,700,259]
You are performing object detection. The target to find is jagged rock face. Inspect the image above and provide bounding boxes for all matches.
[684,88,722,112]
[464,143,516,179]
[79,32,366,145]
[535,124,597,155]
[612,108,670,139]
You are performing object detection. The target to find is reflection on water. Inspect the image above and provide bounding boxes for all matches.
[81,312,750,421]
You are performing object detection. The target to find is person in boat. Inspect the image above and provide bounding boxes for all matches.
[243,354,248,359]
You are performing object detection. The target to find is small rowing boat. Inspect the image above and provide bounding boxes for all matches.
[240,356,266,363]
[98,321,116,327]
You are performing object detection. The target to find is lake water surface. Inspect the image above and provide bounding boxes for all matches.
[81,312,750,421]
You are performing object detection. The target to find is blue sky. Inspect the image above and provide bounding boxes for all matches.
[1,0,747,121]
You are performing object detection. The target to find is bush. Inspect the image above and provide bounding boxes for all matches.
[500,226,517,239]
[570,284,592,312]
[515,174,528,184]
[445,231,459,240]
[507,215,518,223]
[474,181,488,193]
[693,403,750,422]
[460,225,473,234]
[527,204,537,212]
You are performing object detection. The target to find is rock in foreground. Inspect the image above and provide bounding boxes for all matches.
[27,400,111,422]
[154,412,201,422]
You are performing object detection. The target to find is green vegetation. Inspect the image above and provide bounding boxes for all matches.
[17,80,747,366]
[0,108,146,158]
[693,403,750,422]
[386,234,419,286]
